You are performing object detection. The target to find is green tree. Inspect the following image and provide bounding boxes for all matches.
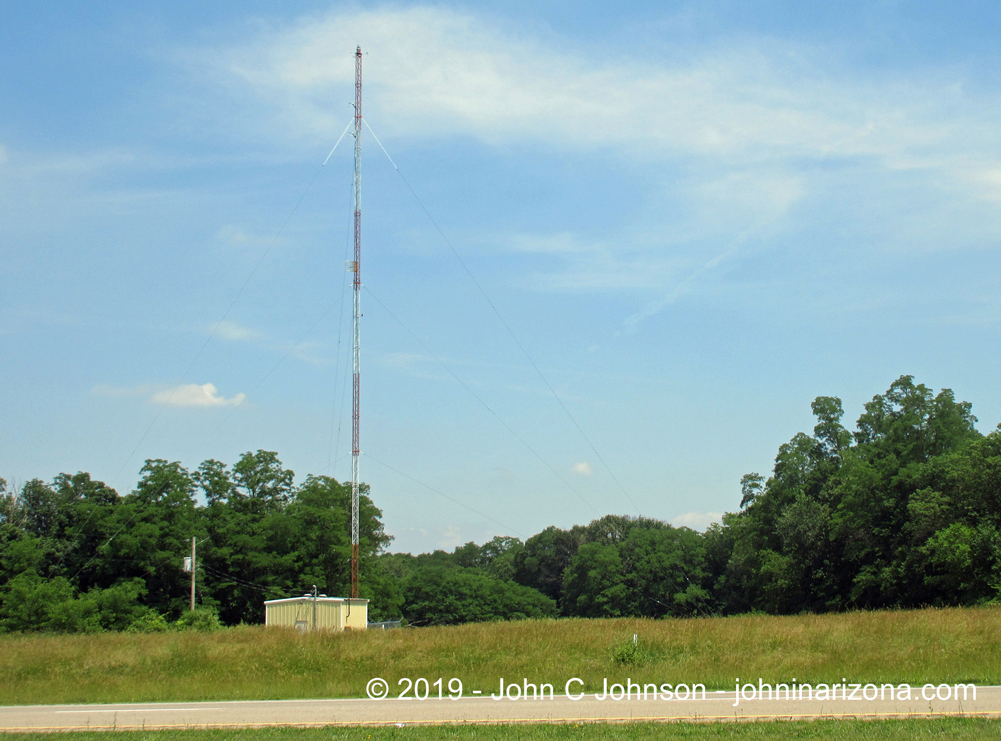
[512,526,579,602]
[562,541,629,617]
[231,450,295,514]
[403,568,555,625]
[562,522,708,618]
[97,460,202,618]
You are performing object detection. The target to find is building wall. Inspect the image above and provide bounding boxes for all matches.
[265,599,315,629]
[317,601,345,631]
[264,598,368,631]
[343,599,369,630]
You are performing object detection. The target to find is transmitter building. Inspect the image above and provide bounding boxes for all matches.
[264,596,368,631]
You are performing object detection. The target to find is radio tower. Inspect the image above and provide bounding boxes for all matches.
[350,45,362,600]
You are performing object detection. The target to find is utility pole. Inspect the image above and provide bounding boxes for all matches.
[190,536,196,611]
[312,584,318,632]
[350,45,362,600]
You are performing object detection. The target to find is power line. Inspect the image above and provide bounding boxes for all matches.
[64,524,287,598]
[201,564,287,595]
[188,302,337,454]
[327,220,353,473]
[52,497,117,570]
[80,536,208,580]
[70,530,290,599]
[314,453,351,477]
[365,453,521,537]
[110,120,354,492]
[327,170,357,479]
[68,485,212,581]
[69,497,147,580]
[331,348,353,480]
[363,117,640,516]
[365,285,597,516]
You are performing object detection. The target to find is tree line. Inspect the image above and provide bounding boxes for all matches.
[1,375,998,632]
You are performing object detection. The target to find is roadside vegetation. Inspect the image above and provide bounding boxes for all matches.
[6,718,1001,740]
[1,606,999,704]
[2,374,1000,632]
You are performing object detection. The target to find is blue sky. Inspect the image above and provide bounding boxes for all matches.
[3,1,1001,553]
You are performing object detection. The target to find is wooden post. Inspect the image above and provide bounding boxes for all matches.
[190,537,196,611]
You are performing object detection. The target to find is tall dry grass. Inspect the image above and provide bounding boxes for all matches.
[1,606,998,705]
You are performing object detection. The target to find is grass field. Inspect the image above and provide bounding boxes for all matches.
[5,719,1001,741]
[0,606,999,705]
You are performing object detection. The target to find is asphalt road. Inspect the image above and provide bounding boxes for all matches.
[1,684,998,731]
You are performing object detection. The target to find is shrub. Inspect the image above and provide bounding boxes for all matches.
[175,607,221,632]
[126,609,170,633]
[610,634,654,665]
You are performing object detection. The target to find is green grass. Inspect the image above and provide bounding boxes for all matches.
[1,606,1000,705]
[5,719,1001,740]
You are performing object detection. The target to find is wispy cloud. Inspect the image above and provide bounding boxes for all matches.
[437,523,463,549]
[213,8,1001,173]
[151,383,246,407]
[191,7,1001,327]
[671,511,723,531]
[622,223,762,330]
[206,320,331,366]
[572,462,593,476]
[506,232,585,255]
[95,381,246,408]
[215,224,254,245]
[378,350,586,404]
[213,319,262,343]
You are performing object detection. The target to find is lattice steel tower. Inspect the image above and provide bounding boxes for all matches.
[350,45,362,600]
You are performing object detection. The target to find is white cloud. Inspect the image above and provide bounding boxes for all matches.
[671,511,723,531]
[214,7,1001,175]
[381,351,453,383]
[214,224,284,254]
[622,224,760,329]
[216,224,253,244]
[522,251,682,293]
[151,383,246,407]
[198,9,1001,315]
[437,523,463,549]
[572,462,593,476]
[692,170,805,228]
[288,340,332,366]
[213,319,262,343]
[506,232,584,255]
[202,320,332,366]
